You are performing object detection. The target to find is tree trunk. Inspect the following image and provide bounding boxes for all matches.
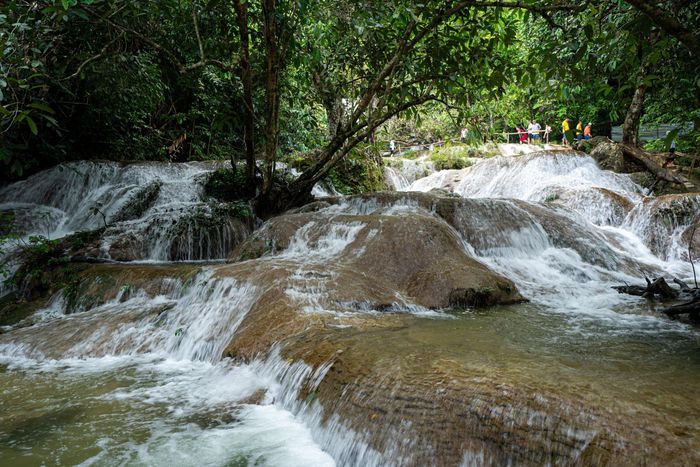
[262,0,282,197]
[232,0,256,189]
[619,143,686,186]
[622,76,647,146]
[324,95,345,141]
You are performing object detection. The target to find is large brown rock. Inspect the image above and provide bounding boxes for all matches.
[224,203,524,358]
[277,323,700,466]
[589,138,625,172]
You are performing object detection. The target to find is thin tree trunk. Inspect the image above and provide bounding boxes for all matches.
[262,0,281,197]
[622,61,649,146]
[232,0,256,188]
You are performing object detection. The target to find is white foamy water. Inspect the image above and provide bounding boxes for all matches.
[383,155,435,191]
[387,150,698,332]
[1,149,699,466]
[0,160,250,262]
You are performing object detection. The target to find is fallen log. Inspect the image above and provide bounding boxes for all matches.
[673,277,692,292]
[613,277,679,299]
[620,143,686,186]
[662,296,700,317]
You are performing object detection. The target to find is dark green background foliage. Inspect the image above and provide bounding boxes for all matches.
[1,0,698,185]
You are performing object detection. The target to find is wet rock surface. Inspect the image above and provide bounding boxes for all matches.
[625,193,700,259]
[589,138,625,172]
[279,322,700,466]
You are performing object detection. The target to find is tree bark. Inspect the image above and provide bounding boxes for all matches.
[232,0,256,188]
[262,0,282,197]
[324,95,345,141]
[613,277,678,299]
[622,67,648,146]
[663,296,700,316]
[619,143,686,186]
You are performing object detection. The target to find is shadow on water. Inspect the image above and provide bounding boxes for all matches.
[1,405,83,450]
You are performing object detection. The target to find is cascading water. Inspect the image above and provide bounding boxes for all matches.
[0,160,245,262]
[1,149,700,465]
[383,154,435,191]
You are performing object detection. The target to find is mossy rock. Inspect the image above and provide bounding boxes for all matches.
[328,145,385,195]
[429,145,473,170]
[204,168,250,202]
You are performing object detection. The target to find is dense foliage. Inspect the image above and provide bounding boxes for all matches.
[2,1,698,208]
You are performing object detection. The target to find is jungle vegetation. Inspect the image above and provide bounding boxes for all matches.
[1,0,698,214]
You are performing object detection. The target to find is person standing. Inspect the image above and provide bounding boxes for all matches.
[584,122,592,139]
[662,131,677,167]
[544,124,552,143]
[532,120,541,143]
[460,127,467,143]
[576,121,583,141]
[527,120,535,144]
[517,126,527,144]
[562,118,570,146]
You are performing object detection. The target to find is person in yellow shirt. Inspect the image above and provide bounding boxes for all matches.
[562,118,570,146]
[576,121,583,141]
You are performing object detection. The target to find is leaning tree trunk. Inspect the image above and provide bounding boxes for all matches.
[233,0,256,190]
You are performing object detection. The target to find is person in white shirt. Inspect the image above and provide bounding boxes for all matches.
[544,124,552,143]
[532,121,541,143]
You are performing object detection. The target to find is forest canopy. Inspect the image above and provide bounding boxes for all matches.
[1,0,698,210]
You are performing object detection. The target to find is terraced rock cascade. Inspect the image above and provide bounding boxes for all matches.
[1,151,699,466]
[0,160,250,262]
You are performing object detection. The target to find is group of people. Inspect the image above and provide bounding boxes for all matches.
[514,119,593,145]
[515,121,553,144]
[561,119,593,145]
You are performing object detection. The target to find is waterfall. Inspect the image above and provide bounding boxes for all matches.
[0,160,251,262]
[1,150,699,466]
[383,155,435,191]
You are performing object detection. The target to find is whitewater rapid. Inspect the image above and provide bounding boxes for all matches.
[1,148,699,466]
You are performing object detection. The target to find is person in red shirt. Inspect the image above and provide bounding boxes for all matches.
[517,126,527,144]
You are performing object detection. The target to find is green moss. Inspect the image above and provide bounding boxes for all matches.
[328,144,385,195]
[66,228,105,251]
[0,292,44,327]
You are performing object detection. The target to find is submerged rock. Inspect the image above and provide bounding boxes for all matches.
[224,199,524,357]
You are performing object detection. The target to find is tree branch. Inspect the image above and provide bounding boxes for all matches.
[62,32,124,81]
[625,0,700,57]
[191,0,205,61]
[86,7,238,74]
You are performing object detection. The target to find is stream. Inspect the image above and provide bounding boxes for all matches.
[1,148,699,465]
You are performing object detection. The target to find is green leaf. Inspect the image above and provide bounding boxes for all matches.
[25,116,38,135]
[564,129,576,143]
[62,0,70,10]
[28,102,54,114]
[72,8,89,20]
